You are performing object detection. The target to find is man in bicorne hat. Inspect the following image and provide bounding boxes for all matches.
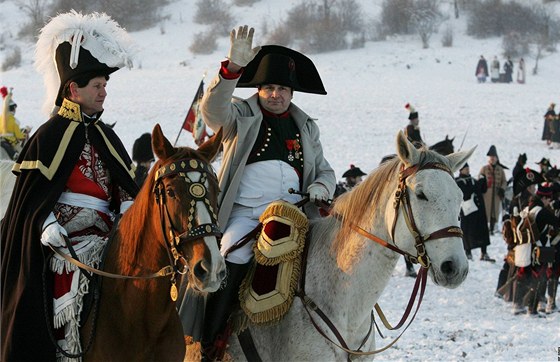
[479,145,507,234]
[189,25,335,360]
[1,12,138,361]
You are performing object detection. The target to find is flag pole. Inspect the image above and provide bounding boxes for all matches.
[174,72,206,147]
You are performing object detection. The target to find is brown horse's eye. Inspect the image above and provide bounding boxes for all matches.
[166,188,176,198]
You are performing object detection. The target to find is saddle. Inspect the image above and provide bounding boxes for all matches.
[238,200,308,326]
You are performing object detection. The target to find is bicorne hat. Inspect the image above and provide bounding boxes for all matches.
[486,145,498,157]
[35,11,135,113]
[237,45,327,95]
[342,164,367,178]
[513,168,545,196]
[132,133,154,163]
[536,157,551,167]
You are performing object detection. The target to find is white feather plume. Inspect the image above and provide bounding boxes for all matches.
[35,11,136,116]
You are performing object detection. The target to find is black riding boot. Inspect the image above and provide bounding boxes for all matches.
[202,261,251,361]
[512,276,528,314]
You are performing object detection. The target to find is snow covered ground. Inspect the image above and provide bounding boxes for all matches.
[1,0,559,360]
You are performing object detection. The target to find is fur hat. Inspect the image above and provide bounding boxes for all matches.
[237,45,326,95]
[35,11,135,114]
[486,145,498,157]
[342,164,367,178]
[132,133,154,163]
[405,103,418,120]
[517,153,527,165]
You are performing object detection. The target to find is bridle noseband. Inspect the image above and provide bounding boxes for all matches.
[153,158,222,300]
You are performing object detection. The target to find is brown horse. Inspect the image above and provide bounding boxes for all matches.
[80,124,226,361]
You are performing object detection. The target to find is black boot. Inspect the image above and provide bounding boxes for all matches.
[202,261,251,361]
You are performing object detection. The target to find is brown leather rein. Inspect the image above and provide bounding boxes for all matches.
[296,161,463,358]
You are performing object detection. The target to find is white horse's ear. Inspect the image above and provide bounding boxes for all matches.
[447,146,477,173]
[396,130,420,167]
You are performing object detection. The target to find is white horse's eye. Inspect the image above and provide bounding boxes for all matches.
[417,191,428,201]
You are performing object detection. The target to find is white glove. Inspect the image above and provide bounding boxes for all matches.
[307,183,329,205]
[41,212,67,247]
[120,200,134,214]
[227,25,261,67]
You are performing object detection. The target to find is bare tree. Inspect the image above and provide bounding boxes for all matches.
[531,5,557,75]
[16,0,49,38]
[410,0,443,49]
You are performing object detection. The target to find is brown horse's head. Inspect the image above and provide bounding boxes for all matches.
[147,124,226,292]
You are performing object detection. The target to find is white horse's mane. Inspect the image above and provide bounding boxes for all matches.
[327,148,449,272]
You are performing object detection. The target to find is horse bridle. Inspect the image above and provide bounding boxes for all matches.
[388,161,463,269]
[153,158,222,300]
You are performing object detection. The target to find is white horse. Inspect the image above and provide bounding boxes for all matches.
[0,160,16,218]
[226,131,474,361]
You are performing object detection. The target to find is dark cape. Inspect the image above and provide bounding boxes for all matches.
[456,174,491,251]
[1,99,139,361]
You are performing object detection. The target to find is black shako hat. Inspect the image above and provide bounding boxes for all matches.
[513,168,544,196]
[486,145,498,157]
[342,164,367,178]
[132,133,154,163]
[237,45,327,95]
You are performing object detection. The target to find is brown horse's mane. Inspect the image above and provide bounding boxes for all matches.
[330,147,448,272]
[117,146,212,273]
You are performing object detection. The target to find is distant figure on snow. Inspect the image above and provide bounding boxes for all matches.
[516,58,525,84]
[475,55,488,83]
[404,103,423,147]
[503,56,514,83]
[542,103,556,147]
[490,56,500,83]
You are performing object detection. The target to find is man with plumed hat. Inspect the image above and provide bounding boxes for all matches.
[404,103,423,147]
[183,25,335,360]
[1,11,138,361]
[334,164,367,198]
[478,145,507,234]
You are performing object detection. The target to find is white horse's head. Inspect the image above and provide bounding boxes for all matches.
[391,131,474,288]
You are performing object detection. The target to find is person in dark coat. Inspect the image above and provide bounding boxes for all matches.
[132,132,155,187]
[503,56,514,83]
[0,12,138,361]
[404,103,423,147]
[511,153,527,187]
[456,163,494,261]
[475,55,489,83]
[542,103,556,147]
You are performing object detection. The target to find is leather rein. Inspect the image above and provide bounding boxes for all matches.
[296,161,463,358]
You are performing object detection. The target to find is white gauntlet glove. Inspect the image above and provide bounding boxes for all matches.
[227,25,261,67]
[119,200,134,214]
[41,212,67,247]
[307,183,329,205]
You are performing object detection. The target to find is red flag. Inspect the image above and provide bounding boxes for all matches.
[182,80,204,133]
